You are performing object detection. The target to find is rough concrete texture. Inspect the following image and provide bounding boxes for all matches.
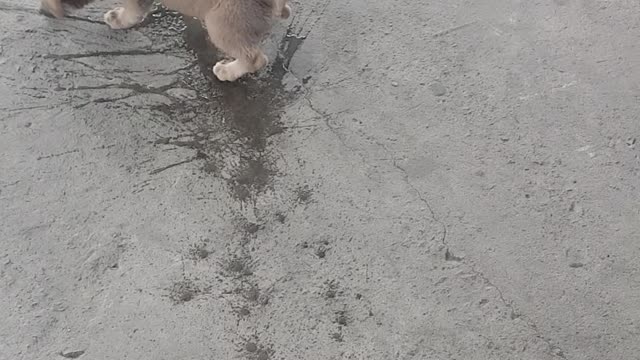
[1,0,639,359]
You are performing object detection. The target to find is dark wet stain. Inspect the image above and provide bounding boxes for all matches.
[235,158,275,201]
[168,279,200,304]
[231,217,262,246]
[244,222,260,234]
[194,247,210,259]
[144,13,306,203]
[335,311,348,326]
[295,185,314,204]
[271,24,307,80]
[202,161,218,174]
[236,306,251,317]
[131,9,304,356]
[275,212,286,224]
[325,287,336,299]
[188,242,211,260]
[315,239,330,259]
[142,6,187,41]
[324,280,339,299]
[245,342,258,353]
[243,285,260,302]
[257,349,271,360]
[225,257,253,277]
[330,331,343,342]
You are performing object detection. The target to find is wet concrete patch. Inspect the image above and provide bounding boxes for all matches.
[143,12,307,204]
[2,5,344,359]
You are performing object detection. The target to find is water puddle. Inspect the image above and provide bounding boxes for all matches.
[145,9,307,203]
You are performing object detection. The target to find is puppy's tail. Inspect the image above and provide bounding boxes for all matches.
[272,0,291,19]
[40,0,95,18]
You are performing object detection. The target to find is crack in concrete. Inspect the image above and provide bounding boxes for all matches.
[378,141,568,359]
[392,160,448,244]
[303,94,352,150]
[60,82,176,92]
[149,153,204,175]
[36,149,80,160]
[45,49,171,60]
[470,262,568,358]
[304,93,568,360]
[73,92,137,109]
[59,80,180,108]
[393,158,567,359]
[65,57,197,76]
[289,0,332,39]
[1,104,54,113]
[433,20,478,37]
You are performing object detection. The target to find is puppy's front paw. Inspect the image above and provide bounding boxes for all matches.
[213,60,240,82]
[104,7,141,29]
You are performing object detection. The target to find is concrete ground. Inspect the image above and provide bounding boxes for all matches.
[1,0,639,359]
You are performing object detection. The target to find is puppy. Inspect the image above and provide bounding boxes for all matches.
[41,0,291,81]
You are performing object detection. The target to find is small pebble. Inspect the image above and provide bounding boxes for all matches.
[60,350,85,359]
[429,82,447,96]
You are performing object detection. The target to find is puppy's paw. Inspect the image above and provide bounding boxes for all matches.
[104,7,141,29]
[281,4,291,19]
[254,54,268,70]
[213,61,240,82]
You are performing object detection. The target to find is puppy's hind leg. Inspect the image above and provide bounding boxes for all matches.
[104,0,153,29]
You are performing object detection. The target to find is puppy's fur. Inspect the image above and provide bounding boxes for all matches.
[41,0,291,81]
